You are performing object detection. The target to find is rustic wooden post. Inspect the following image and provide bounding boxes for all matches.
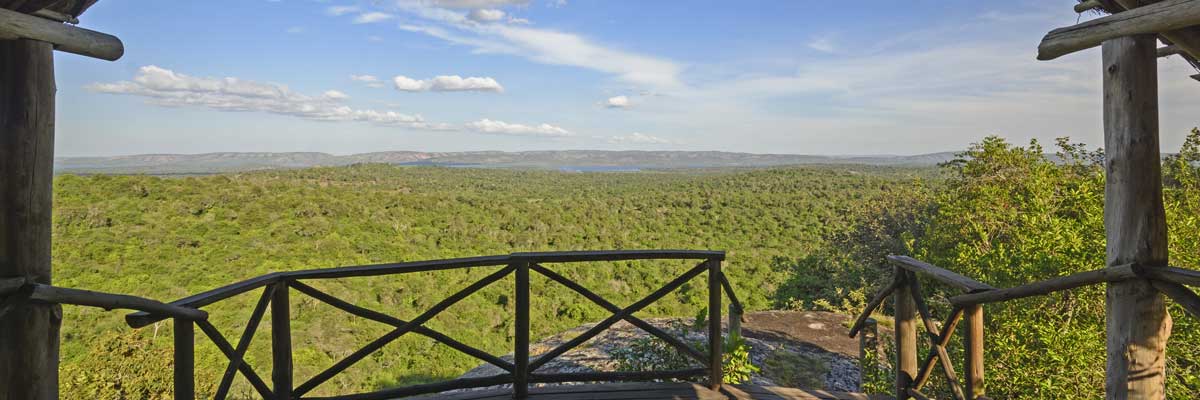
[271,281,293,399]
[513,259,530,399]
[964,305,984,399]
[0,38,59,400]
[1102,34,1171,400]
[894,268,917,400]
[708,259,723,390]
[174,318,195,400]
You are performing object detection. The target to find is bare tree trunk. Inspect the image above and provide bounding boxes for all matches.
[0,38,60,400]
[1102,34,1171,400]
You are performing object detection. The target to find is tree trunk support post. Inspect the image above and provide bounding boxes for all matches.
[272,281,293,399]
[894,267,918,400]
[708,258,723,390]
[174,318,195,400]
[964,305,985,399]
[513,259,530,399]
[1102,34,1172,400]
[0,38,59,400]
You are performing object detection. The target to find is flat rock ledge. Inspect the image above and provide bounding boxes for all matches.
[453,311,862,395]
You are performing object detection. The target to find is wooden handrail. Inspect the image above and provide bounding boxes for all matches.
[118,250,735,400]
[948,264,1137,307]
[887,256,995,293]
[24,283,207,321]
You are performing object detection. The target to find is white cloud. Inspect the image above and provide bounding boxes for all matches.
[350,74,386,88]
[807,36,835,53]
[87,66,446,130]
[465,118,572,137]
[389,4,682,88]
[392,75,505,92]
[419,0,530,9]
[467,8,506,23]
[354,12,395,24]
[604,95,631,109]
[609,132,671,144]
[326,5,359,16]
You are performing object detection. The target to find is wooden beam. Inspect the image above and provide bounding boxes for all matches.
[1145,265,1200,286]
[1157,44,1182,57]
[1149,280,1200,319]
[849,275,902,338]
[1102,34,1171,400]
[0,38,59,400]
[26,284,208,321]
[965,305,985,399]
[0,7,121,61]
[894,268,918,400]
[1076,0,1105,13]
[948,264,1136,306]
[1038,0,1200,60]
[1114,0,1200,64]
[888,255,995,293]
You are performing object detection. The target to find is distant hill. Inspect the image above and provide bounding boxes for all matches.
[54,150,960,174]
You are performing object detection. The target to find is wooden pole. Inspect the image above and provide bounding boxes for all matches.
[513,260,530,399]
[174,319,195,400]
[964,305,984,399]
[894,267,917,400]
[0,38,59,400]
[708,259,723,390]
[271,281,293,399]
[858,318,879,390]
[1102,34,1172,400]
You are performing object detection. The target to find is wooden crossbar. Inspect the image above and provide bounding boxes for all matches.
[293,265,515,396]
[195,320,273,399]
[287,280,515,372]
[531,263,708,364]
[214,285,274,400]
[528,261,709,372]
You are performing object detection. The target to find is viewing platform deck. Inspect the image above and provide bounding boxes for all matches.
[417,382,887,400]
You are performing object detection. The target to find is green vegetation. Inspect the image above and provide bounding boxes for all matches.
[777,129,1200,398]
[53,164,925,398]
[52,128,1200,399]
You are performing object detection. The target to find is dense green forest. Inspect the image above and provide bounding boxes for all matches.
[52,129,1200,399]
[53,163,931,398]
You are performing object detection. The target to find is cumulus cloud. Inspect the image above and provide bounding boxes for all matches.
[350,74,385,88]
[604,95,631,109]
[467,8,506,22]
[326,5,359,16]
[87,66,447,130]
[608,132,671,144]
[392,75,505,92]
[464,119,572,137]
[354,12,394,24]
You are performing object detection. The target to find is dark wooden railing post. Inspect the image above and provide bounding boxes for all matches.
[965,305,985,399]
[174,318,195,400]
[513,259,530,399]
[708,258,723,390]
[271,281,292,400]
[894,267,918,399]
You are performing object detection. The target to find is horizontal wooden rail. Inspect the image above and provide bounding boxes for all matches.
[888,256,995,293]
[304,375,514,400]
[22,283,208,321]
[529,368,707,383]
[513,249,725,263]
[949,264,1136,306]
[1145,265,1200,286]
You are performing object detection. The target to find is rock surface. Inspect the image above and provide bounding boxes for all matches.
[457,311,865,393]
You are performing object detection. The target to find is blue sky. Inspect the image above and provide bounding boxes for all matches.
[54,0,1200,156]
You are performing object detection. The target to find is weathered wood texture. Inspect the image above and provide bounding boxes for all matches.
[1102,35,1172,400]
[174,319,194,400]
[893,268,917,400]
[964,305,985,399]
[0,38,59,400]
[0,7,122,60]
[26,283,207,320]
[1039,0,1200,60]
[1112,0,1200,66]
[887,256,994,293]
[709,260,723,390]
[948,264,1136,306]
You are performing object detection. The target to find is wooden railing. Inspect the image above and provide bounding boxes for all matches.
[851,255,1200,400]
[114,249,741,400]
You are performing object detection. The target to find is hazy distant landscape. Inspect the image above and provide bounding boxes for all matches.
[54,150,961,175]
